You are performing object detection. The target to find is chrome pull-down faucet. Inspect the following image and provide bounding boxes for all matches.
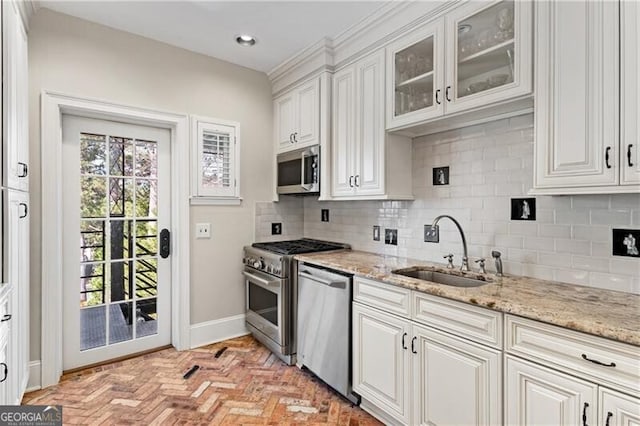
[430,215,469,272]
[491,250,504,277]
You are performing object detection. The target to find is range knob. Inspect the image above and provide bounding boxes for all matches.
[253,259,264,269]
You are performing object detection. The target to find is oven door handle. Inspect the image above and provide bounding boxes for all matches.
[243,271,282,293]
[299,271,344,288]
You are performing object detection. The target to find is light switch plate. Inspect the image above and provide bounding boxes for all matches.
[424,225,439,243]
[196,223,211,239]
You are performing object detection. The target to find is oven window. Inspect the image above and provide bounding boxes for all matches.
[278,159,301,187]
[248,282,278,326]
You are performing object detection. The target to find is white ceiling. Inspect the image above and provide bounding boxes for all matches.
[39,1,387,73]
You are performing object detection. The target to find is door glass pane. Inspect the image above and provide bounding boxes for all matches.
[394,35,435,117]
[456,0,515,98]
[78,130,161,352]
[135,259,158,298]
[136,298,158,338]
[110,261,132,302]
[109,302,133,344]
[80,306,106,351]
[80,263,104,307]
[248,282,278,326]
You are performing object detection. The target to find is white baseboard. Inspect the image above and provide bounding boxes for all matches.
[26,360,41,392]
[190,314,249,349]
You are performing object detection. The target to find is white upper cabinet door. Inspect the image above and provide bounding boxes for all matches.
[355,49,385,196]
[412,325,502,426]
[3,0,29,192]
[274,92,296,152]
[331,66,357,197]
[621,0,640,186]
[352,303,411,424]
[444,0,532,114]
[599,387,640,426]
[534,0,619,189]
[506,356,598,426]
[295,78,320,148]
[386,19,445,130]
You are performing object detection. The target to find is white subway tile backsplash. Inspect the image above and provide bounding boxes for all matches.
[256,114,639,294]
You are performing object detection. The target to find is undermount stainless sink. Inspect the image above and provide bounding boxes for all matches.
[392,268,490,288]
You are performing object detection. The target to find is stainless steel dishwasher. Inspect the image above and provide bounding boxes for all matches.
[297,263,358,404]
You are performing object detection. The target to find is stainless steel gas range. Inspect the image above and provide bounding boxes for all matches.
[242,239,348,365]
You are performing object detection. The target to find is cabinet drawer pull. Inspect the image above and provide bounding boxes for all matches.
[18,162,28,178]
[401,332,407,350]
[605,147,612,169]
[354,175,359,187]
[289,133,294,144]
[605,412,613,426]
[582,402,589,426]
[628,144,634,167]
[0,314,11,322]
[293,132,298,143]
[435,89,441,105]
[0,363,6,383]
[349,176,354,188]
[411,336,417,354]
[19,203,28,218]
[581,353,616,367]
[445,86,452,102]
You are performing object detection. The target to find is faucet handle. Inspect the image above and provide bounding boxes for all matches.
[474,258,486,274]
[443,253,454,269]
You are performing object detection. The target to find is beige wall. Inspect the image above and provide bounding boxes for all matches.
[28,9,273,360]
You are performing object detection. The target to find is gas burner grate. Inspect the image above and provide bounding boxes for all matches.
[252,238,346,255]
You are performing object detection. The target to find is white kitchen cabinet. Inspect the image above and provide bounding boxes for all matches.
[386,0,532,132]
[621,0,640,186]
[506,356,598,426]
[0,332,8,405]
[353,302,411,424]
[600,387,640,426]
[533,0,639,194]
[6,190,28,404]
[331,49,413,200]
[3,0,28,192]
[274,77,320,153]
[412,324,501,426]
[353,278,502,425]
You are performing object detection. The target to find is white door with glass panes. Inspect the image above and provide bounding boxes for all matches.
[61,115,171,370]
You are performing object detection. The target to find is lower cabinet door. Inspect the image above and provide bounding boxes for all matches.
[412,324,501,426]
[352,302,411,424]
[506,355,598,426]
[600,387,640,426]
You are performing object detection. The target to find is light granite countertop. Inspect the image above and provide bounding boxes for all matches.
[295,250,640,347]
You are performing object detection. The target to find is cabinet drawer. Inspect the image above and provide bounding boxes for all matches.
[412,292,503,349]
[506,315,640,397]
[353,277,411,318]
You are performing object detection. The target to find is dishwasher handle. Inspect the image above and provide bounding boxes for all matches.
[299,270,345,288]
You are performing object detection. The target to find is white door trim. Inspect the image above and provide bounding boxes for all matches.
[40,90,190,387]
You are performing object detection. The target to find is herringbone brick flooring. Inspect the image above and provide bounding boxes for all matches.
[22,335,382,425]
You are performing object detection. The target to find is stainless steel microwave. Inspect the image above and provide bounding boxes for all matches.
[277,145,320,195]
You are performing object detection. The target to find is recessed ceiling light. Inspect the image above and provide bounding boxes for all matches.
[236,34,257,47]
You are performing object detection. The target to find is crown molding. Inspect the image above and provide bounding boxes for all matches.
[15,0,40,31]
[267,0,461,92]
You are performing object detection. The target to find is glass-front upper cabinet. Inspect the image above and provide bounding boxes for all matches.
[386,20,445,129]
[385,0,532,131]
[445,0,532,113]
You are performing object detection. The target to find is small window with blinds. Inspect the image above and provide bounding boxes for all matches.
[191,117,240,203]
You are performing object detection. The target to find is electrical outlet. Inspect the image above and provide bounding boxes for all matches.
[385,229,398,245]
[424,225,439,243]
[272,223,282,235]
[373,225,380,241]
[321,209,330,222]
[196,223,211,239]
